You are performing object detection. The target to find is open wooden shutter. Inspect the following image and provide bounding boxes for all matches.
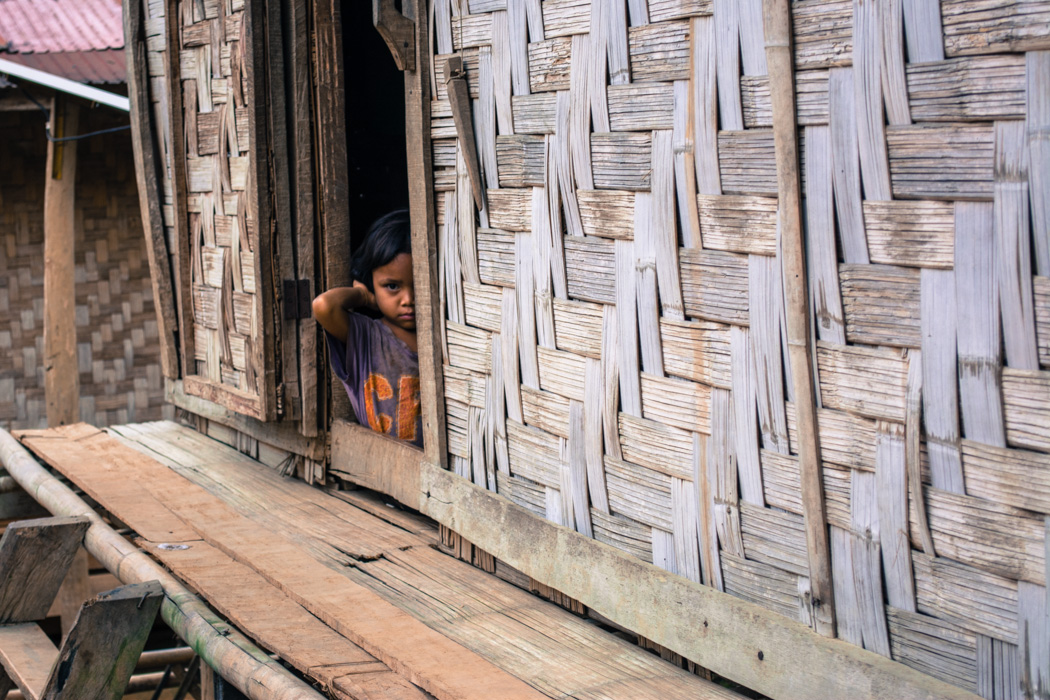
[126,0,286,422]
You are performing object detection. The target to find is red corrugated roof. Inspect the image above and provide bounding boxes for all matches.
[0,0,123,54]
[2,50,126,84]
[0,0,125,83]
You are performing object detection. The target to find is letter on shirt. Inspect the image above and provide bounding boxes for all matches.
[397,376,421,441]
[363,373,394,433]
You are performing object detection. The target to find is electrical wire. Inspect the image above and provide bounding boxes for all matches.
[20,85,131,142]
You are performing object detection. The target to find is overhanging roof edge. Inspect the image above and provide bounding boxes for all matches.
[0,56,129,111]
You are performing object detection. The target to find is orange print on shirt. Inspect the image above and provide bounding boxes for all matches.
[397,376,421,441]
[363,373,394,433]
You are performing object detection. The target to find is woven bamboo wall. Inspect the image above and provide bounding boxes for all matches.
[429,1,1050,697]
[0,109,171,430]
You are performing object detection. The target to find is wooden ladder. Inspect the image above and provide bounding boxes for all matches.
[0,515,164,700]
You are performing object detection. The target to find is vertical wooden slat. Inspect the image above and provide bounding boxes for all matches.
[287,0,320,436]
[245,0,276,421]
[163,0,197,378]
[123,0,180,379]
[407,0,447,468]
[763,0,836,638]
[805,125,846,344]
[615,239,642,416]
[901,0,944,62]
[43,97,80,427]
[730,325,763,505]
[875,420,916,612]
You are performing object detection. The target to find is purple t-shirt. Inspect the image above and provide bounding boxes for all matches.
[324,313,423,448]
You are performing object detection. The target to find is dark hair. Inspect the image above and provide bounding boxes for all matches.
[351,210,412,292]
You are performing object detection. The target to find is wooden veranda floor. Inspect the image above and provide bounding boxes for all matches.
[14,422,747,700]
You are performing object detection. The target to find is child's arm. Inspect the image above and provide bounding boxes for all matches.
[312,282,376,340]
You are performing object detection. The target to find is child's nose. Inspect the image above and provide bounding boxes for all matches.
[403,287,415,306]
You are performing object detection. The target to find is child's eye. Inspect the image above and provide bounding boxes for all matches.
[385,283,400,291]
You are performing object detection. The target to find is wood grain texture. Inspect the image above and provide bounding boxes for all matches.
[0,516,90,624]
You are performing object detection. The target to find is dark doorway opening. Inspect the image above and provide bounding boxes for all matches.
[341,0,409,254]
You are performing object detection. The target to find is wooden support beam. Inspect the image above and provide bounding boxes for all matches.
[761,0,837,637]
[404,0,448,470]
[0,516,90,624]
[40,581,164,700]
[160,0,196,379]
[122,0,180,379]
[52,548,90,636]
[443,56,485,211]
[43,97,80,428]
[0,429,325,700]
[0,624,57,700]
[330,420,980,700]
[374,0,416,71]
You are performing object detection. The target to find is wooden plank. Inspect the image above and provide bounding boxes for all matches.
[0,516,90,624]
[123,0,180,378]
[162,0,197,379]
[145,537,395,687]
[816,342,909,422]
[864,200,954,269]
[0,624,57,700]
[766,0,836,640]
[406,0,447,470]
[286,0,319,437]
[415,461,984,700]
[26,427,547,700]
[40,581,164,700]
[43,97,79,427]
[164,380,325,459]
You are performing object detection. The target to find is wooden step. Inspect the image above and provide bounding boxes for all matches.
[0,624,57,700]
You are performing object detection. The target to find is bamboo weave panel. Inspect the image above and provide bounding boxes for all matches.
[430,1,1050,697]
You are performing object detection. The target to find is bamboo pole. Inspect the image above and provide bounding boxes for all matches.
[0,429,323,700]
[761,0,836,637]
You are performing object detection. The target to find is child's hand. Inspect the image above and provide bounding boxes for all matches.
[351,280,378,312]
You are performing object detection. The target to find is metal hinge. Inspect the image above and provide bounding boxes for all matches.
[282,279,312,320]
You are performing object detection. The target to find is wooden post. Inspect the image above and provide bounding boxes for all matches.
[761,0,837,637]
[405,0,448,469]
[43,97,80,427]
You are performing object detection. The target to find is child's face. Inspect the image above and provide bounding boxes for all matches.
[373,253,416,334]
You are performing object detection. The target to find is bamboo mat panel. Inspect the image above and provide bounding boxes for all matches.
[428,0,1050,696]
[18,422,746,700]
[0,111,169,430]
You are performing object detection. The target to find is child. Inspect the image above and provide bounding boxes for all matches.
[312,210,423,447]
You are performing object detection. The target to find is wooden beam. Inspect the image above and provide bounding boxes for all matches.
[404,0,448,470]
[244,0,278,422]
[43,97,80,428]
[285,0,321,438]
[330,420,421,506]
[161,0,196,380]
[373,0,416,71]
[40,581,164,700]
[313,0,353,423]
[122,0,180,379]
[0,429,325,700]
[761,0,837,637]
[0,623,57,700]
[329,420,980,700]
[0,516,90,623]
[165,379,326,460]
